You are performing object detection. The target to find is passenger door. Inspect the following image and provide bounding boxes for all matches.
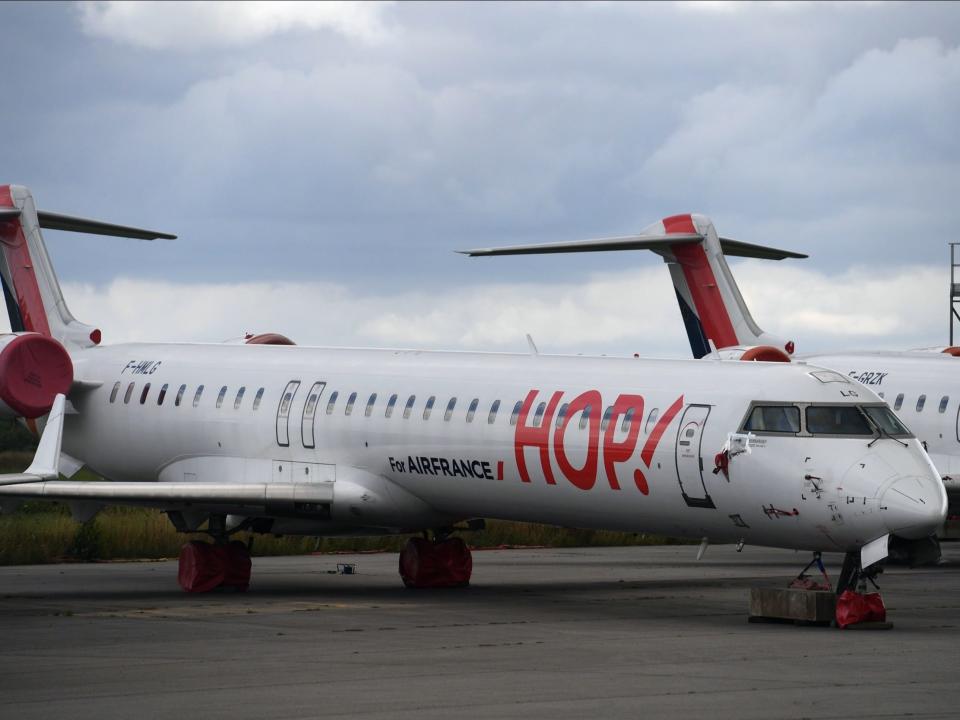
[674,404,716,509]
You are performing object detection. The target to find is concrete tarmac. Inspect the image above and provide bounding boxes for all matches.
[1,543,959,720]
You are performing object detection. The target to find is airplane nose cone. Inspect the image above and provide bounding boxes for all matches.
[880,475,947,539]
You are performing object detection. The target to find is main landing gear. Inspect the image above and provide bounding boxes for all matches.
[176,514,252,593]
[399,530,473,588]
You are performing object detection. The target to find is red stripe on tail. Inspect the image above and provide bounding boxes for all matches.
[663,214,737,349]
[0,186,51,337]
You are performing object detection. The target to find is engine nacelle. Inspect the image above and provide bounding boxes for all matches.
[0,333,73,418]
[245,333,295,346]
[905,346,960,356]
[709,345,792,363]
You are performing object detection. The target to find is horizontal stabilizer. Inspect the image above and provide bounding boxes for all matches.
[0,394,65,486]
[459,233,703,256]
[719,238,807,260]
[461,233,805,260]
[37,210,176,240]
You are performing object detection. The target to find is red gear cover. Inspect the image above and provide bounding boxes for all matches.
[177,540,251,593]
[399,537,472,588]
[835,590,886,628]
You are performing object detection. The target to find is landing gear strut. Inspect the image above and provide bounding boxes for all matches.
[398,530,472,588]
[176,514,252,593]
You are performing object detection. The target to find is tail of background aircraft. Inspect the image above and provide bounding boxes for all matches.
[462,212,806,359]
[0,185,175,349]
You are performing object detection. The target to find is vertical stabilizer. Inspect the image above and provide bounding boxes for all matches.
[0,185,98,348]
[647,214,789,358]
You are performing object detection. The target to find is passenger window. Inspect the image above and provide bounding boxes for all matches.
[279,391,293,416]
[124,382,135,404]
[140,383,151,405]
[743,405,800,433]
[600,406,613,432]
[404,395,416,419]
[175,384,186,407]
[644,408,659,434]
[193,385,204,408]
[301,382,325,449]
[533,401,546,427]
[579,405,592,430]
[326,391,339,415]
[466,398,479,423]
[109,381,120,403]
[345,392,357,416]
[157,383,168,406]
[444,397,456,421]
[556,403,569,429]
[488,399,500,424]
[216,386,228,409]
[234,386,246,409]
[805,406,872,435]
[916,394,926,412]
[621,407,635,433]
[304,392,319,418]
[940,396,949,414]
[877,392,885,399]
[253,387,264,411]
[365,393,377,417]
[894,393,904,411]
[385,394,398,418]
[423,395,436,420]
[510,401,523,426]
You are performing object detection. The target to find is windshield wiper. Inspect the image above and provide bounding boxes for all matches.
[868,424,908,448]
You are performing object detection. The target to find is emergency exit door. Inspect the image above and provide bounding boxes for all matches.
[674,404,716,509]
[276,380,301,447]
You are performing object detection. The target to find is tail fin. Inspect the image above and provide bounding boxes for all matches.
[461,213,805,358]
[0,185,175,349]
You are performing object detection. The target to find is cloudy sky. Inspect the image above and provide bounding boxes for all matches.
[2,1,959,357]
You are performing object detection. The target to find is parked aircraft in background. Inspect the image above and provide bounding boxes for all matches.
[465,213,956,563]
[0,188,946,596]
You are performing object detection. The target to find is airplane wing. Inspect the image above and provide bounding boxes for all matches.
[0,394,65,486]
[0,392,332,510]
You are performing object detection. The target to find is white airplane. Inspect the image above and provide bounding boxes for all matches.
[0,189,946,597]
[465,213,956,564]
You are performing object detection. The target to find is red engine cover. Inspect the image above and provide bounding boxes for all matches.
[245,333,295,346]
[739,345,791,362]
[0,333,73,418]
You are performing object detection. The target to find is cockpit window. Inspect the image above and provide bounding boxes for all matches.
[743,405,800,433]
[805,406,873,435]
[862,405,912,437]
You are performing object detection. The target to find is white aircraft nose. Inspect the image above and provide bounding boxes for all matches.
[880,475,947,539]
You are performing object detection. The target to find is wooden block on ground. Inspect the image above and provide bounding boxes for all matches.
[749,587,836,625]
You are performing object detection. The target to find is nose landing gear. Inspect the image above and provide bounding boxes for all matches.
[834,551,889,629]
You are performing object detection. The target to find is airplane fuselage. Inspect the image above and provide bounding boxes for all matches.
[59,343,944,552]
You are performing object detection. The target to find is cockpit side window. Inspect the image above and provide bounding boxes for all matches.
[862,405,912,437]
[805,406,873,435]
[742,405,800,433]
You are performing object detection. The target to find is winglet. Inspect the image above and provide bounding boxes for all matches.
[0,394,69,486]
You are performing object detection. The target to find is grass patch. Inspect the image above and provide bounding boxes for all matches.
[0,507,680,566]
